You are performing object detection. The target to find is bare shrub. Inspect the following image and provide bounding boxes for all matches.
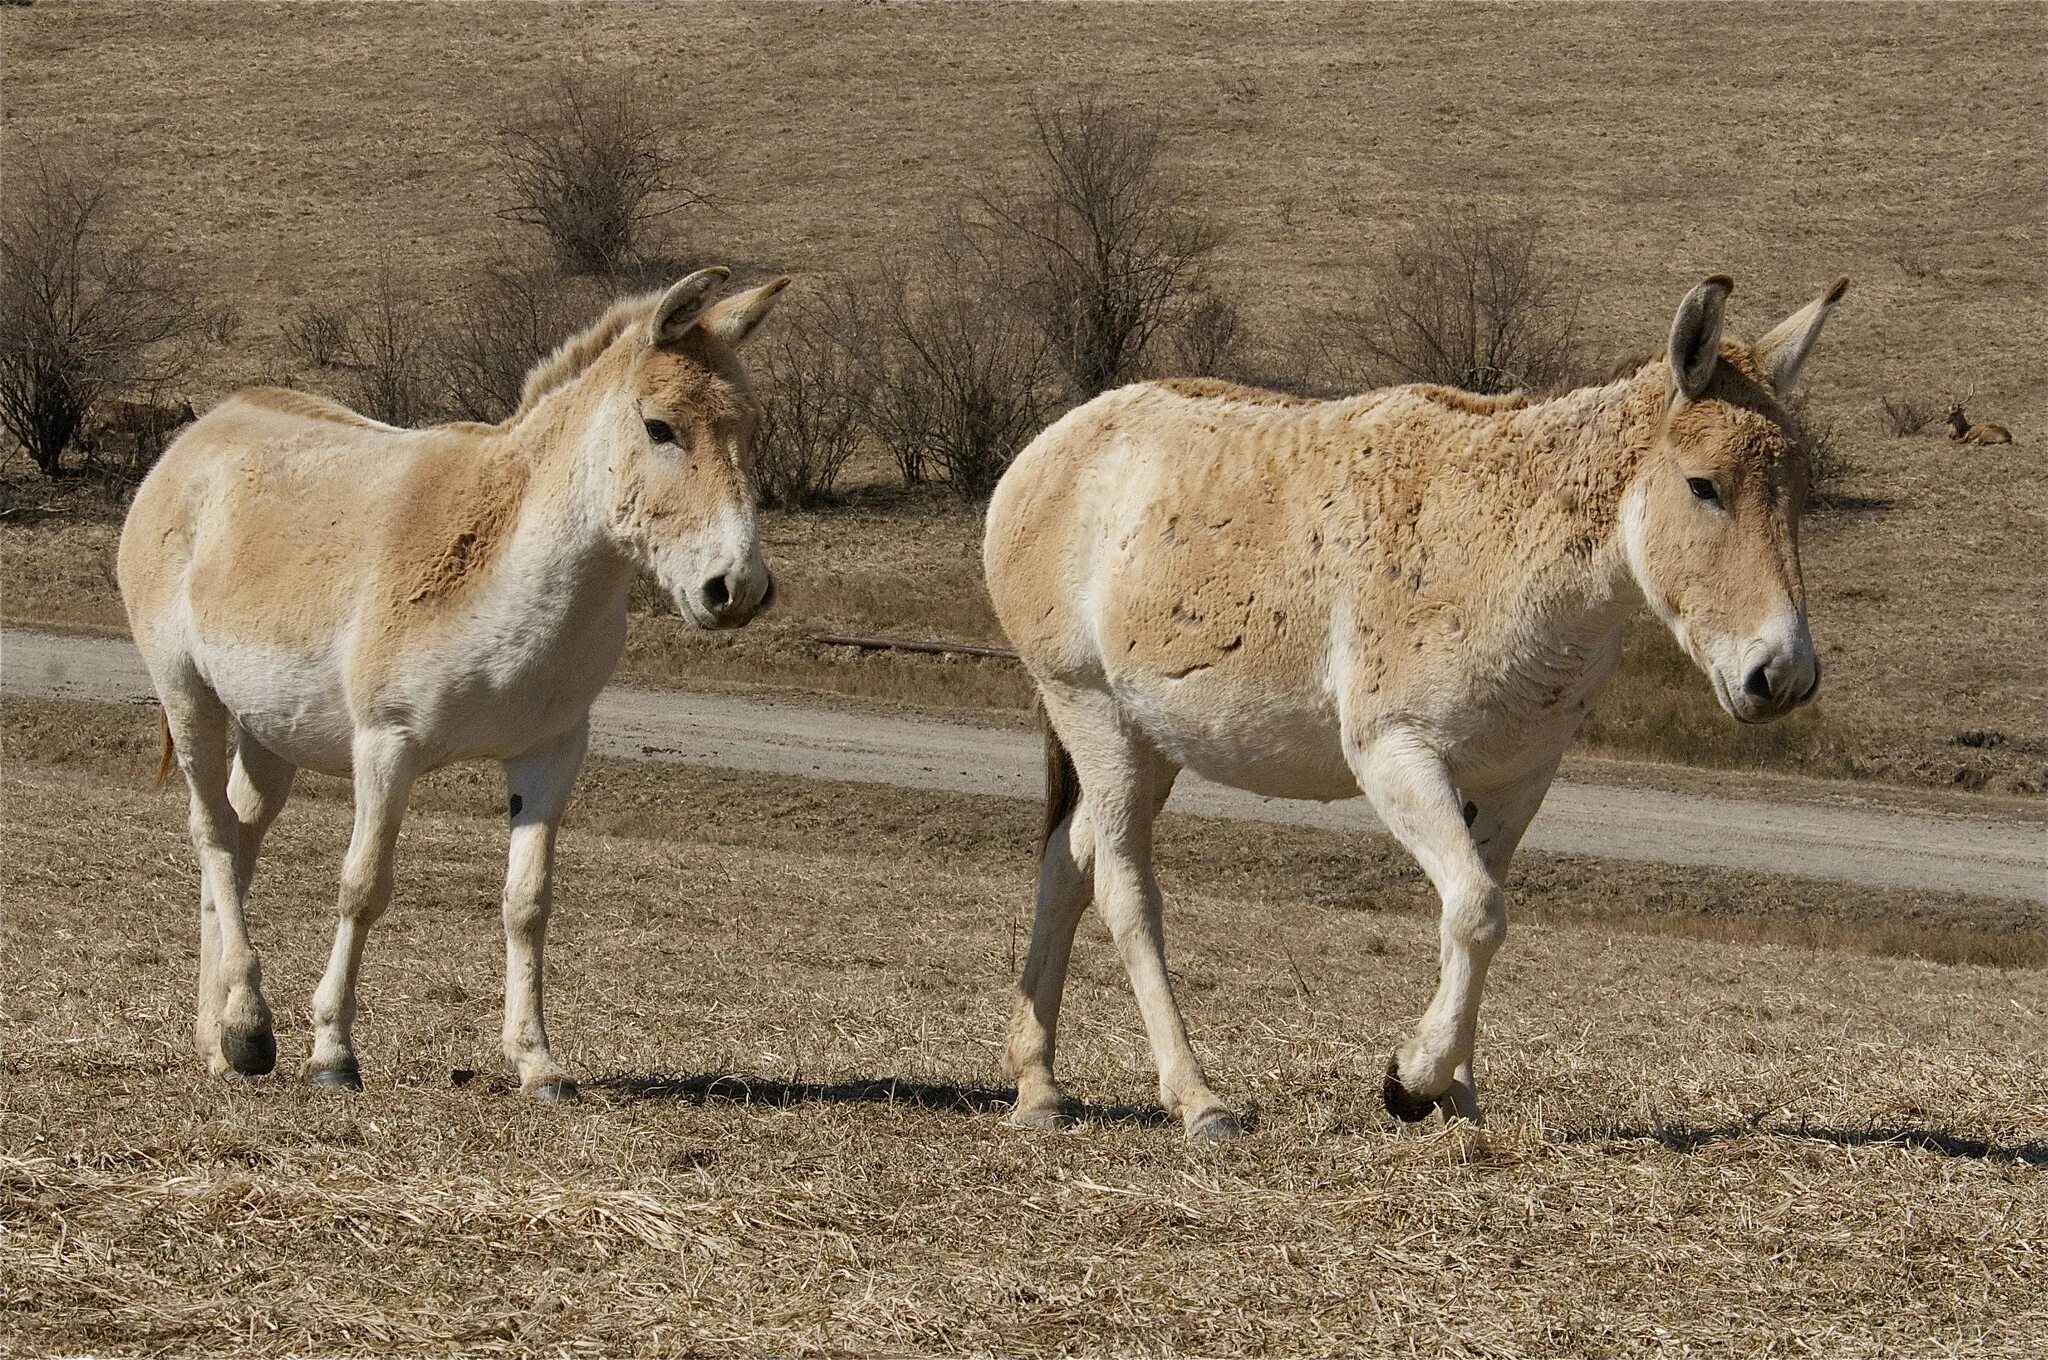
[1878,394,1935,437]
[496,72,702,276]
[283,302,348,370]
[203,304,242,347]
[984,97,1220,399]
[332,266,442,427]
[752,306,868,510]
[1327,203,1584,394]
[0,152,199,476]
[1781,390,1847,505]
[1163,289,1253,381]
[863,233,1057,499]
[432,262,595,423]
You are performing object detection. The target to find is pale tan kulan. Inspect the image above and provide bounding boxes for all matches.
[985,275,1848,1139]
[118,270,788,1095]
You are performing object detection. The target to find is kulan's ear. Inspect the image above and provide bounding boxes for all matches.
[1751,276,1849,393]
[1668,275,1734,401]
[648,268,731,348]
[699,276,792,347]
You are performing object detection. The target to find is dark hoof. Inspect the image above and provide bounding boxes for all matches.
[304,1063,363,1093]
[528,1077,579,1103]
[222,1029,277,1078]
[1188,1110,1246,1144]
[1383,1058,1438,1124]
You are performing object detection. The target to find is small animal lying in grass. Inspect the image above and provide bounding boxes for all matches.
[1944,403,2014,445]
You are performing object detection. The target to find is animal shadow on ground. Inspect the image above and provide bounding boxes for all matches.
[594,1071,1180,1129]
[1810,490,1896,516]
[1569,1119,2048,1167]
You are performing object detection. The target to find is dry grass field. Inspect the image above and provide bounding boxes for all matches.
[4,696,2046,1356]
[4,5,2047,1354]
[2,0,2045,793]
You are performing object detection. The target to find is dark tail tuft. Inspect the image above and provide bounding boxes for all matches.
[154,711,176,789]
[1040,705,1081,854]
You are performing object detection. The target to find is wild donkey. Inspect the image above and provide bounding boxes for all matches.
[985,275,1847,1140]
[118,269,788,1096]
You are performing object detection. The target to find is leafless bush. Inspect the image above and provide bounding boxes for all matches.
[1327,203,1584,394]
[1781,390,1847,505]
[751,306,869,509]
[984,97,1220,399]
[1890,249,1935,280]
[283,302,348,370]
[432,262,595,423]
[1163,289,1253,381]
[203,304,242,347]
[861,234,1057,499]
[497,72,702,276]
[1878,394,1936,437]
[0,152,200,476]
[333,266,442,427]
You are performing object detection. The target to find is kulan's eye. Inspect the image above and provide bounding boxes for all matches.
[1686,477,1722,506]
[643,419,677,445]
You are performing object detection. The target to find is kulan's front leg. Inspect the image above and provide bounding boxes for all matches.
[1350,729,1510,1125]
[500,722,589,1100]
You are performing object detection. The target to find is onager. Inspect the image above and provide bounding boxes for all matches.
[1944,401,2013,445]
[985,275,1847,1140]
[117,269,788,1096]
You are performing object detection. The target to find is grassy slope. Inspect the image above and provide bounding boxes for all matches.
[2,698,2044,1355]
[1,1,2043,793]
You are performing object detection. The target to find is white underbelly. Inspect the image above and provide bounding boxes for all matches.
[1117,674,1359,802]
[193,636,355,774]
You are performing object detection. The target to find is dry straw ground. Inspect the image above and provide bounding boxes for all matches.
[4,698,2046,1356]
[3,3,2046,1354]
[2,0,2044,792]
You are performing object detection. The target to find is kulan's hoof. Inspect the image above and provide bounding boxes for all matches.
[222,1029,277,1079]
[528,1077,579,1103]
[1187,1110,1247,1144]
[1382,1057,1439,1124]
[304,1062,363,1093]
[1008,1095,1068,1130]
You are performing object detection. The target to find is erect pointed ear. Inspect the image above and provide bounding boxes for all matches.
[1668,275,1734,401]
[1752,276,1849,393]
[647,267,731,348]
[699,276,791,347]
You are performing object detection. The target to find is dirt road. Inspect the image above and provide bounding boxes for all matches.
[5,628,2041,902]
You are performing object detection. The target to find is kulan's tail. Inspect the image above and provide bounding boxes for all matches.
[1040,705,1081,854]
[154,711,176,789]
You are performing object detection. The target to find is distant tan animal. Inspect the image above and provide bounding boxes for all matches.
[117,268,788,1096]
[985,273,1847,1141]
[81,396,198,464]
[1944,400,2012,445]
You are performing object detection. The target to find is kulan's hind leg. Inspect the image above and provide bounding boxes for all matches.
[195,732,296,1063]
[162,681,277,1078]
[1003,798,1097,1127]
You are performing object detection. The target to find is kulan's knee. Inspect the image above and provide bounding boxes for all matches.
[503,891,552,937]
[337,861,394,924]
[1447,884,1509,953]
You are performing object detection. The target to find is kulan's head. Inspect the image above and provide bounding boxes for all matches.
[603,268,788,629]
[1622,275,1848,724]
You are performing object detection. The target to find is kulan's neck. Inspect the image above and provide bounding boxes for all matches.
[493,371,640,628]
[1481,371,1664,617]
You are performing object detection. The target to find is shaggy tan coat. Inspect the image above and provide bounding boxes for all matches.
[985,276,1847,1138]
[117,270,787,1094]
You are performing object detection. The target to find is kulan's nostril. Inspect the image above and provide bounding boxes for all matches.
[701,575,731,612]
[1743,663,1773,704]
